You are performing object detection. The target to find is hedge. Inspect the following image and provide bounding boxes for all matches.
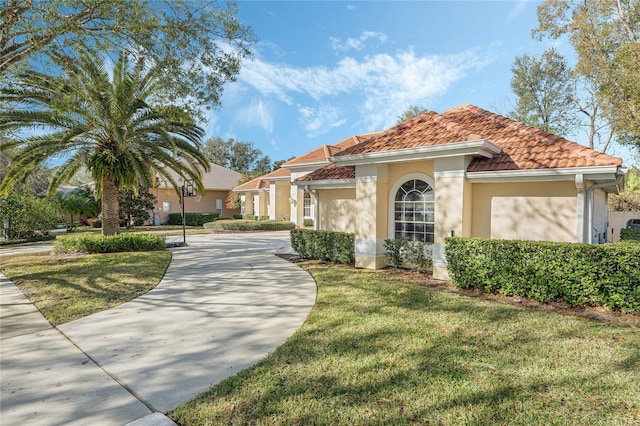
[167,212,219,226]
[290,229,354,264]
[621,228,640,242]
[445,237,640,313]
[204,219,295,232]
[55,233,166,254]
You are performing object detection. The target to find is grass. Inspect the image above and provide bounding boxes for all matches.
[170,263,640,425]
[0,251,171,325]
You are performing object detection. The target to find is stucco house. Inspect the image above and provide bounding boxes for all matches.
[234,104,626,279]
[151,163,242,224]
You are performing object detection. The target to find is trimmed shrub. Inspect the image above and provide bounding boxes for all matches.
[259,215,270,221]
[303,218,314,227]
[167,212,219,226]
[55,233,166,254]
[204,219,295,232]
[233,214,243,219]
[290,229,354,264]
[384,238,406,268]
[445,237,640,313]
[621,228,640,242]
[244,214,257,221]
[384,238,432,272]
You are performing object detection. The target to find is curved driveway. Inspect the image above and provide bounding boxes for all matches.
[0,231,317,425]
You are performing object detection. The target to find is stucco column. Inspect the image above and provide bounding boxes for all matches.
[575,174,588,243]
[354,164,389,269]
[244,193,253,218]
[433,157,471,280]
[257,189,268,218]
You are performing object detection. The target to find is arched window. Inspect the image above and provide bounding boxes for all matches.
[394,179,434,242]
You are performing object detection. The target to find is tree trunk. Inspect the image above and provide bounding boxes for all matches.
[101,177,120,236]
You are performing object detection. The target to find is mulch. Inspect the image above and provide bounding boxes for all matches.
[275,253,640,328]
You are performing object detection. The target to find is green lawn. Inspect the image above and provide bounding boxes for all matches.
[170,263,640,425]
[0,251,171,325]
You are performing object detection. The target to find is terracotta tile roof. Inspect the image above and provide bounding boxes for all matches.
[334,112,484,157]
[330,104,621,171]
[282,134,375,167]
[442,104,623,171]
[296,163,355,182]
[233,167,291,192]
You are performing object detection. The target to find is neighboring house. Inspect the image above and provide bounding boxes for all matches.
[608,211,640,242]
[151,163,242,224]
[234,104,627,279]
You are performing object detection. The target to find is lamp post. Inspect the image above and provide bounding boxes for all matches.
[181,180,195,245]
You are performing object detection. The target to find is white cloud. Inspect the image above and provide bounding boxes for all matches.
[298,104,347,137]
[508,0,528,22]
[237,99,273,133]
[239,46,494,132]
[330,31,387,52]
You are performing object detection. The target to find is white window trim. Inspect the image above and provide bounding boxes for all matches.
[388,172,435,241]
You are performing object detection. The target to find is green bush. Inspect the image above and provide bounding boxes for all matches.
[384,238,406,268]
[233,214,243,219]
[0,192,60,239]
[167,212,219,226]
[621,228,640,242]
[384,238,432,272]
[290,229,354,264]
[244,214,257,221]
[204,219,295,232]
[55,233,166,254]
[303,218,314,227]
[445,237,640,313]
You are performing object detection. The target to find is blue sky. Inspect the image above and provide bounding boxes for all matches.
[205,1,636,166]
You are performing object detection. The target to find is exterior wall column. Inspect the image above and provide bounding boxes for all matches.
[575,174,588,243]
[289,173,304,226]
[257,189,268,218]
[268,184,276,219]
[244,193,253,218]
[433,157,471,280]
[354,164,389,269]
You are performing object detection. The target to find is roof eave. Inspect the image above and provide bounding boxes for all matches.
[330,139,501,166]
[292,178,356,189]
[466,165,622,184]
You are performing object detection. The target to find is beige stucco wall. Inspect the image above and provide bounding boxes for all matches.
[152,188,239,224]
[318,188,356,233]
[471,181,577,242]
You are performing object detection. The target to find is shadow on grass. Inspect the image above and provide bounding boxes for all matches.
[171,264,640,425]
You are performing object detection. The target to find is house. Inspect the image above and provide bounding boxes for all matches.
[234,104,626,279]
[151,163,242,224]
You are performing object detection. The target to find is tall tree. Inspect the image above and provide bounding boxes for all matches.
[508,48,578,136]
[0,47,210,235]
[119,186,156,228]
[0,0,256,117]
[396,105,428,124]
[203,137,272,174]
[534,0,640,148]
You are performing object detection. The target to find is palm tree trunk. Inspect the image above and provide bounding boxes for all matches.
[101,177,120,236]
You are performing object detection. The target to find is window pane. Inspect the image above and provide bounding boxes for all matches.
[415,180,429,192]
[405,190,422,201]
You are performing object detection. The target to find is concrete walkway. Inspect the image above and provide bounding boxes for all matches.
[0,232,317,425]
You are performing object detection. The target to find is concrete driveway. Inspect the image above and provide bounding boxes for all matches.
[0,231,316,425]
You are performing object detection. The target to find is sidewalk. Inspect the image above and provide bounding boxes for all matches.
[0,232,317,425]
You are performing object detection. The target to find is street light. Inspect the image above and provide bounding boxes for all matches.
[181,180,195,245]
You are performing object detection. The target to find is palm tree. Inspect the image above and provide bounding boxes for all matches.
[0,48,210,235]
